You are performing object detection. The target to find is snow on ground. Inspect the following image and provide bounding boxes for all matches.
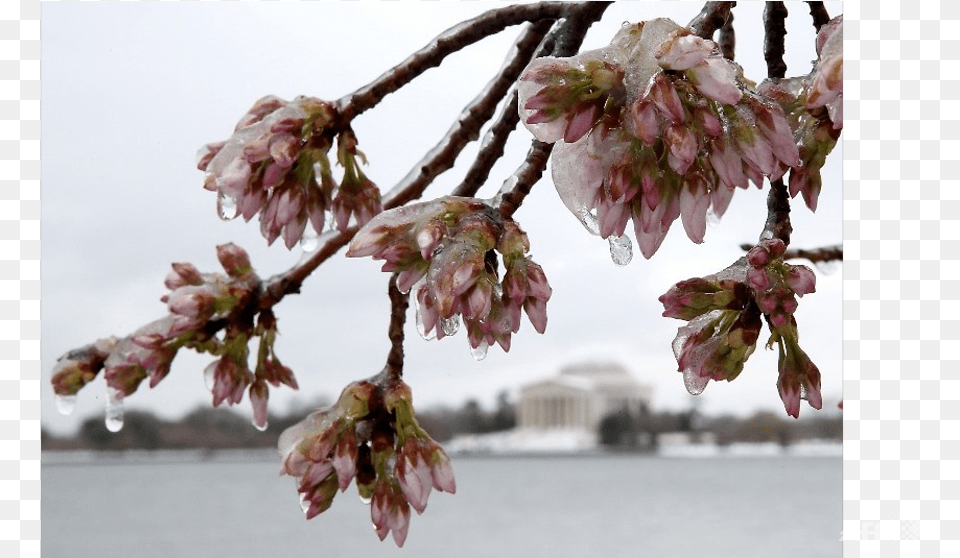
[444,428,841,457]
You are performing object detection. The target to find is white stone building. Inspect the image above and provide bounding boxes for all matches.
[517,363,653,431]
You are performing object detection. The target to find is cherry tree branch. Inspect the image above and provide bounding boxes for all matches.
[688,1,735,39]
[806,2,831,32]
[718,10,736,60]
[498,141,553,220]
[384,274,409,380]
[740,243,843,264]
[337,2,591,122]
[763,2,789,79]
[396,17,556,203]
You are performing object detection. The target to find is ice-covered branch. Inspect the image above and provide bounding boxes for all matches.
[763,2,789,80]
[384,274,409,380]
[806,1,831,32]
[391,18,557,205]
[497,141,553,221]
[741,243,843,265]
[337,2,591,122]
[718,10,736,60]
[687,1,735,39]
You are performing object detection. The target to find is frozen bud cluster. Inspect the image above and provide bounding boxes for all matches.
[347,196,552,358]
[519,18,803,260]
[198,95,382,249]
[50,244,299,430]
[661,240,822,418]
[279,378,455,547]
[757,15,843,212]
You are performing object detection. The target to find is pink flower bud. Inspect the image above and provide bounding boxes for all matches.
[686,57,743,105]
[785,265,816,296]
[216,243,252,278]
[655,32,714,71]
[648,73,685,123]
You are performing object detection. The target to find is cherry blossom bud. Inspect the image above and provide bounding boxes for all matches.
[167,286,215,319]
[629,99,660,145]
[648,73,685,123]
[196,141,225,172]
[655,32,714,71]
[216,243,253,278]
[784,265,817,296]
[686,57,743,105]
[165,262,204,290]
[51,338,117,397]
[664,123,698,175]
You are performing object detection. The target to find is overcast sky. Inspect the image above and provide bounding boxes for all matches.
[41,1,843,436]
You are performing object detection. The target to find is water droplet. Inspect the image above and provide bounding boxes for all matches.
[204,363,216,391]
[608,235,633,266]
[217,191,239,220]
[799,384,808,401]
[105,388,124,432]
[441,316,460,337]
[682,369,709,396]
[55,394,77,416]
[300,229,320,253]
[299,493,311,514]
[252,417,269,432]
[470,340,489,361]
[359,494,372,505]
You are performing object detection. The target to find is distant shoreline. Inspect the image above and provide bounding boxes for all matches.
[41,440,841,466]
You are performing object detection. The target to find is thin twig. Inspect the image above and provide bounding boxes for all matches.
[337,2,585,122]
[763,2,789,79]
[688,2,735,39]
[740,243,842,264]
[762,178,792,246]
[384,274,409,380]
[806,2,831,32]
[382,19,559,208]
[498,141,553,220]
[718,10,736,60]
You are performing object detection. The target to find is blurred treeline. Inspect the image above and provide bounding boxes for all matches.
[42,392,841,452]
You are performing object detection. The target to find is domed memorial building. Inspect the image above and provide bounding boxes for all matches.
[517,363,653,432]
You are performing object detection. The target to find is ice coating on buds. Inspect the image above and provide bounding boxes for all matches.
[520,18,804,260]
[662,248,823,417]
[278,378,454,547]
[200,95,383,248]
[50,244,300,431]
[51,337,119,397]
[348,197,552,356]
[807,15,843,129]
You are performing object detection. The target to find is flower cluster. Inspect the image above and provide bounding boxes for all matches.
[519,18,801,260]
[198,95,382,249]
[758,15,843,212]
[50,244,298,430]
[660,239,822,417]
[347,196,552,358]
[279,378,455,547]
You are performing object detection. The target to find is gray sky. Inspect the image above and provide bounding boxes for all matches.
[41,1,843,435]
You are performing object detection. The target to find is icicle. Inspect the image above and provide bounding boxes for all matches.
[217,191,239,220]
[440,316,460,337]
[682,369,709,396]
[105,387,125,432]
[470,340,489,362]
[55,394,77,416]
[608,234,634,266]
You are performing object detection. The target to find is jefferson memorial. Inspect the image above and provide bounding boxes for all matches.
[517,362,653,431]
